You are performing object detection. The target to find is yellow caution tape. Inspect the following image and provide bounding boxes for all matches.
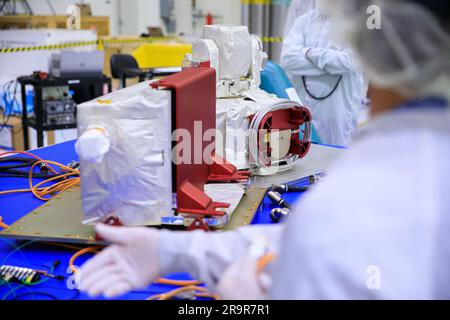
[0,40,98,53]
[241,0,272,5]
[103,36,177,45]
[261,36,284,43]
[241,0,290,5]
[0,36,179,54]
[0,34,281,53]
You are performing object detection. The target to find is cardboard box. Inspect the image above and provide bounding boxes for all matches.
[77,4,93,16]
[0,115,24,151]
[0,29,98,82]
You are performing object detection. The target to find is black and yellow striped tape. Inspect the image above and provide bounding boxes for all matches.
[261,36,284,43]
[100,37,177,45]
[0,37,178,54]
[0,34,281,53]
[241,0,272,4]
[0,40,98,53]
[241,0,290,5]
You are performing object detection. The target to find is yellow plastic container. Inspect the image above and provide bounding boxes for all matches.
[132,43,192,68]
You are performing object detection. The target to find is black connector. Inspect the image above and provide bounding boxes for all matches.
[267,191,290,209]
[270,207,290,222]
[270,184,310,194]
[309,173,325,185]
[53,260,61,269]
[67,161,80,170]
[39,162,50,174]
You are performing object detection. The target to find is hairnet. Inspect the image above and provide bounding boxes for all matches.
[284,0,317,35]
[292,0,316,15]
[318,0,450,99]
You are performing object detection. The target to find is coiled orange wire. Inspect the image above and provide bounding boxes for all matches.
[1,151,276,300]
[0,151,80,200]
[68,246,218,300]
[0,151,79,230]
[69,247,276,301]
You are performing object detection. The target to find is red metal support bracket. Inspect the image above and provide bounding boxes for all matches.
[187,217,210,231]
[95,215,123,241]
[208,154,251,183]
[177,180,230,216]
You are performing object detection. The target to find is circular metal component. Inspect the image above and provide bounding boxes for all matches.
[270,207,290,222]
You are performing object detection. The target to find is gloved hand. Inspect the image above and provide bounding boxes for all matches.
[77,224,161,298]
[216,255,272,300]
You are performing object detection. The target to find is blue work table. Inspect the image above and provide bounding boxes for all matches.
[0,140,308,300]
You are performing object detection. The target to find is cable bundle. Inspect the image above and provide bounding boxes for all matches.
[0,151,80,201]
[68,246,218,300]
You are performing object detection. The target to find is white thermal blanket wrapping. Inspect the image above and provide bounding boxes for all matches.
[216,89,280,170]
[203,25,252,80]
[76,81,173,226]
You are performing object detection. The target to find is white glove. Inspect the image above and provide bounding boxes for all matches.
[216,255,271,300]
[75,127,110,164]
[77,224,161,298]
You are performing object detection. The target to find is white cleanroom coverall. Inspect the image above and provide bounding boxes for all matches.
[159,224,282,291]
[159,99,450,299]
[271,99,450,299]
[281,9,367,146]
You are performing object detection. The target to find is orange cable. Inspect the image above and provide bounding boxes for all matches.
[69,246,101,274]
[195,292,220,300]
[155,278,202,286]
[46,242,87,251]
[67,246,272,300]
[0,150,43,161]
[68,247,214,300]
[256,253,277,274]
[147,286,211,300]
[1,152,214,297]
[0,158,79,199]
[28,160,80,201]
[0,188,41,195]
[0,216,9,229]
[0,151,58,174]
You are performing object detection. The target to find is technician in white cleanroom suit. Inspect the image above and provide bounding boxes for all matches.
[78,0,450,299]
[281,5,367,146]
[284,0,317,36]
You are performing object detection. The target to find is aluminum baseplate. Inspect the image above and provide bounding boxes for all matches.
[0,144,342,244]
[0,185,266,245]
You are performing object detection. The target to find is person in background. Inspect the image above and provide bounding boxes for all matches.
[281,2,367,146]
[77,0,450,300]
[221,0,450,299]
[284,0,317,36]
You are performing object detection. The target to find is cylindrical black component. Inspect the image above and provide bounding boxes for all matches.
[39,162,50,174]
[270,184,309,194]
